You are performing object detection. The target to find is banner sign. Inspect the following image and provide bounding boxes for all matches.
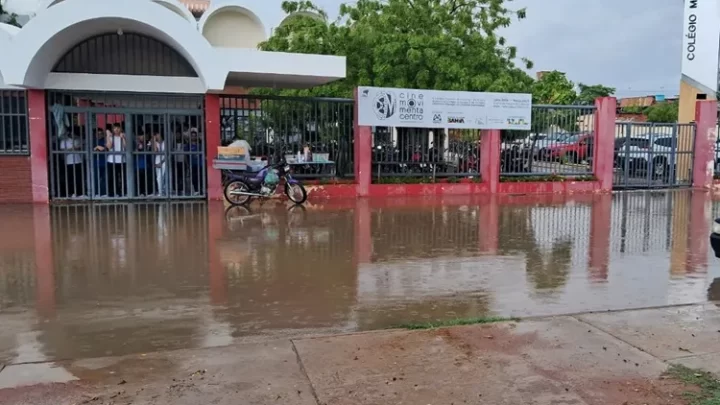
[358,86,532,130]
[680,0,720,94]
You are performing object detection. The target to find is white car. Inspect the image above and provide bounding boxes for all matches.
[615,134,675,178]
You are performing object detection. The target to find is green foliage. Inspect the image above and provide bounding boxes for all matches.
[372,176,481,184]
[576,83,615,105]
[499,174,596,182]
[666,365,720,405]
[397,316,519,330]
[645,101,679,123]
[257,0,534,98]
[531,71,576,105]
[0,2,21,27]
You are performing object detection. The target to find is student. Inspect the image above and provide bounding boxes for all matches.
[60,131,84,197]
[153,131,167,196]
[92,127,108,196]
[186,128,203,195]
[106,123,126,197]
[173,129,186,195]
[135,132,151,196]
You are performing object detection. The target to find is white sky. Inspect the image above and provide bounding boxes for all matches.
[5,0,684,98]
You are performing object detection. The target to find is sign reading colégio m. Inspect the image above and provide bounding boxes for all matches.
[358,86,532,130]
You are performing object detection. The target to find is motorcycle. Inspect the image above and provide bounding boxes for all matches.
[223,154,307,206]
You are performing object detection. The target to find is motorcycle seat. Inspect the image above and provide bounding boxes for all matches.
[245,163,267,173]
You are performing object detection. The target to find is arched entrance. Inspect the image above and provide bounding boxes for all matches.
[47,33,207,201]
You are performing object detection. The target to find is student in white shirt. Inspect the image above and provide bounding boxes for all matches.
[106,123,127,197]
[153,131,167,196]
[60,132,84,197]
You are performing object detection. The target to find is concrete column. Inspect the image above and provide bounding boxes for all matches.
[480,129,500,193]
[588,194,612,282]
[207,201,227,305]
[478,196,499,254]
[204,94,222,200]
[28,89,49,203]
[33,205,55,319]
[692,100,718,189]
[353,88,372,196]
[593,97,617,192]
[353,199,372,265]
[686,191,710,274]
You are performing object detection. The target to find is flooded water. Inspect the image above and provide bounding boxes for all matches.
[0,190,718,364]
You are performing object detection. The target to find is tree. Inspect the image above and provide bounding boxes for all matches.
[257,0,534,98]
[645,102,678,123]
[0,1,20,27]
[576,83,615,105]
[530,71,576,105]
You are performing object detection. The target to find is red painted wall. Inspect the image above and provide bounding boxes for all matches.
[0,157,32,203]
[28,89,49,203]
[205,94,222,200]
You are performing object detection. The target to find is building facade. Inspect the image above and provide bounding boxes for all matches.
[0,0,345,203]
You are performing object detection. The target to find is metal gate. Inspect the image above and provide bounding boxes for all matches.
[47,92,205,201]
[612,122,695,189]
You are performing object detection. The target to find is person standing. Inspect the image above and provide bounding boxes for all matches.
[186,128,203,195]
[106,123,127,197]
[92,127,108,196]
[153,131,167,196]
[60,132,84,197]
[135,133,151,196]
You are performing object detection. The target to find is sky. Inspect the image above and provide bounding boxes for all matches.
[253,0,685,99]
[5,0,684,98]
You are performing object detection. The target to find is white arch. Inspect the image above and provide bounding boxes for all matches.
[198,1,266,48]
[6,0,227,90]
[0,25,12,87]
[39,0,196,24]
[151,0,197,24]
[0,22,21,36]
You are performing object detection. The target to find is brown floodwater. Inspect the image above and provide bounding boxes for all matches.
[0,190,718,364]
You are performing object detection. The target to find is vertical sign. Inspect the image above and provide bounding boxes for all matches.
[681,0,720,94]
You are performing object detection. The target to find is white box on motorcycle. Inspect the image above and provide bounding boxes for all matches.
[217,140,252,161]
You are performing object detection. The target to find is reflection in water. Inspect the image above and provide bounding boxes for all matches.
[0,190,718,364]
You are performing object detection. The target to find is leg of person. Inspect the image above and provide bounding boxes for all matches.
[136,168,145,196]
[119,163,127,197]
[67,164,78,197]
[108,163,117,197]
[97,166,106,196]
[76,162,86,197]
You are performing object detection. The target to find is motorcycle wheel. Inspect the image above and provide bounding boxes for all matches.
[285,183,307,204]
[224,180,252,205]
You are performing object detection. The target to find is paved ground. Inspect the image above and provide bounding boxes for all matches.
[1,303,720,405]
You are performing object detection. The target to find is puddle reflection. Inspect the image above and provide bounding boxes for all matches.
[0,190,717,363]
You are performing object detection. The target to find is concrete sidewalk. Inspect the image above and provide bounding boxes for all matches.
[1,304,720,405]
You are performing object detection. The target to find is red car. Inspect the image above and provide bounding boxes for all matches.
[545,133,593,164]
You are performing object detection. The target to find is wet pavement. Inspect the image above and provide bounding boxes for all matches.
[0,190,718,366]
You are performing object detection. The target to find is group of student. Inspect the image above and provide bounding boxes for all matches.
[56,123,204,198]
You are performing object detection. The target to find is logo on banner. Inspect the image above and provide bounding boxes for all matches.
[373,92,396,120]
[432,114,442,124]
[506,117,528,126]
[447,116,465,124]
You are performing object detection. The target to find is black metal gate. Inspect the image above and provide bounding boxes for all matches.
[47,92,205,201]
[612,122,695,189]
[219,95,354,179]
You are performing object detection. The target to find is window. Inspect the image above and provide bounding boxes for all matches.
[629,138,650,148]
[0,90,29,155]
[654,138,674,148]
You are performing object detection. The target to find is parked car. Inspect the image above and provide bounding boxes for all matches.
[544,133,593,163]
[531,133,570,159]
[711,218,720,258]
[614,134,674,178]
